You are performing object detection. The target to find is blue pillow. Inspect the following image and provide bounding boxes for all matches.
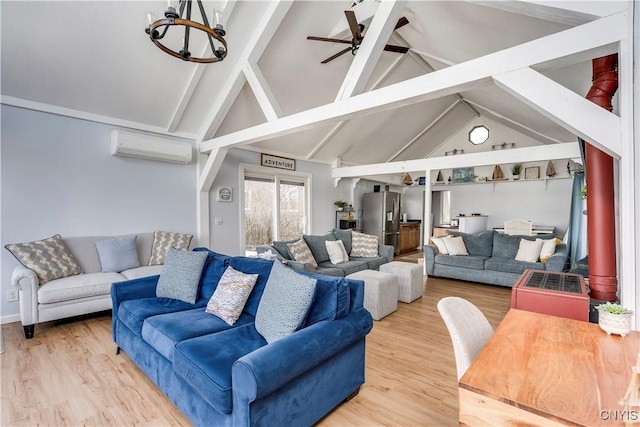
[255,261,317,344]
[94,235,140,273]
[193,248,231,301]
[156,247,208,304]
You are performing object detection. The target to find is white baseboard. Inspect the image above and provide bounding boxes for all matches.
[1,314,21,325]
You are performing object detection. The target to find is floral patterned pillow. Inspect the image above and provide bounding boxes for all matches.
[205,266,258,325]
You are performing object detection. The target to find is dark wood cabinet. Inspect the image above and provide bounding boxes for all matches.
[399,223,420,253]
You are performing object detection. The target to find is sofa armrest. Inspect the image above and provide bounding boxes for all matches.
[111,275,159,342]
[11,266,39,326]
[378,244,394,263]
[545,243,568,272]
[232,309,373,408]
[423,244,437,276]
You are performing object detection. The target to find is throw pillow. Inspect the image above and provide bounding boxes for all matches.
[325,240,349,264]
[255,261,317,344]
[156,247,207,304]
[94,235,140,272]
[443,236,469,256]
[287,239,318,267]
[515,238,544,262]
[148,230,193,265]
[538,238,559,263]
[206,266,259,325]
[5,234,83,284]
[430,236,449,255]
[350,232,379,257]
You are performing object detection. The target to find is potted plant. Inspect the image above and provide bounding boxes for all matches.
[512,163,522,180]
[596,302,633,337]
[334,200,348,211]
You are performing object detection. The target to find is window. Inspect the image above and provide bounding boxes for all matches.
[242,166,310,255]
[469,125,489,145]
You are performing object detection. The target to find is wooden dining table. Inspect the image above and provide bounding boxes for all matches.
[459,309,640,426]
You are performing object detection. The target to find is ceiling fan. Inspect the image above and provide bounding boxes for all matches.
[307,10,409,64]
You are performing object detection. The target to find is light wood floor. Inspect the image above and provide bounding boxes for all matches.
[1,277,510,426]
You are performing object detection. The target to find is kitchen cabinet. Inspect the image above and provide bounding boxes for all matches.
[399,223,421,253]
[433,227,458,237]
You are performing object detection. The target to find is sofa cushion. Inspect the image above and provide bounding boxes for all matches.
[141,308,254,360]
[156,248,207,304]
[297,271,351,326]
[38,272,123,304]
[434,255,487,270]
[448,230,494,257]
[206,266,258,326]
[351,232,379,257]
[287,239,318,266]
[5,234,83,284]
[309,266,345,277]
[120,265,164,280]
[228,256,274,317]
[443,236,468,255]
[193,248,232,301]
[492,233,526,259]
[515,238,544,262]
[148,230,193,265]
[118,297,205,337]
[272,239,298,260]
[255,261,317,344]
[94,235,140,273]
[325,240,349,264]
[485,257,544,275]
[332,229,353,254]
[303,233,336,263]
[317,259,368,276]
[173,324,267,414]
[350,256,387,271]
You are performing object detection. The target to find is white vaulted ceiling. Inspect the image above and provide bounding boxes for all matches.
[0,0,625,166]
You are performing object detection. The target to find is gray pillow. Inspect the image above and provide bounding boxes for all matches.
[272,238,298,260]
[255,260,317,344]
[302,232,336,263]
[94,235,140,272]
[447,230,494,257]
[5,234,82,284]
[156,247,207,303]
[332,228,353,254]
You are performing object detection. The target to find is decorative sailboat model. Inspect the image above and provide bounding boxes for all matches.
[491,165,506,181]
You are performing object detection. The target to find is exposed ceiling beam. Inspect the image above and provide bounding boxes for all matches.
[408,48,456,67]
[199,147,228,192]
[493,67,621,158]
[335,0,407,100]
[334,142,581,177]
[200,12,627,153]
[243,62,282,121]
[197,1,293,141]
[472,0,626,26]
[167,1,237,133]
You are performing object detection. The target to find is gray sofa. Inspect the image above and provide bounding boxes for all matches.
[257,229,394,277]
[424,230,568,287]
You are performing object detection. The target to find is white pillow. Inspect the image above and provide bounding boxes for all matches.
[515,238,544,262]
[430,236,449,255]
[325,240,349,264]
[539,238,558,263]
[443,236,468,256]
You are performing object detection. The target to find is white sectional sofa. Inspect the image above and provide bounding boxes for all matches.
[8,232,191,338]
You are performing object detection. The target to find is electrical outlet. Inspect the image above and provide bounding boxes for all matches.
[7,290,18,302]
[215,217,223,225]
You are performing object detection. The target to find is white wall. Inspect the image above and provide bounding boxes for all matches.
[206,149,338,256]
[1,105,198,322]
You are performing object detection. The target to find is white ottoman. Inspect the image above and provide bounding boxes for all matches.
[347,270,398,321]
[380,261,425,303]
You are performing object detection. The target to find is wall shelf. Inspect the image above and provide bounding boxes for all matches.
[431,175,572,191]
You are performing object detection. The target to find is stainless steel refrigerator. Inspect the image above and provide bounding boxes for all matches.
[362,191,401,255]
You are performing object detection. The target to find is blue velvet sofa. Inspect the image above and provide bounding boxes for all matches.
[111,248,373,426]
[424,230,569,287]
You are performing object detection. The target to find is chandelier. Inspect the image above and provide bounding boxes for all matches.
[145,0,227,63]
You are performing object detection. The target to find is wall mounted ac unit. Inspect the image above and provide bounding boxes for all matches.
[111,130,192,164]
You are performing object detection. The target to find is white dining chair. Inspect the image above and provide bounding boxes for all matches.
[437,297,494,380]
[503,219,533,236]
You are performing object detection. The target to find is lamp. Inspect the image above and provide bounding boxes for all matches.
[145,0,227,63]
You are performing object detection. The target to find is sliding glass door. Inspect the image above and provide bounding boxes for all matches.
[243,170,309,255]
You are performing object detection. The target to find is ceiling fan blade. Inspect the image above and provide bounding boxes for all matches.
[321,46,352,64]
[345,10,362,39]
[395,16,409,30]
[383,44,409,54]
[307,36,351,45]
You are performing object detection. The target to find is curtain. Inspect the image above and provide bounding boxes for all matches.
[567,171,587,269]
